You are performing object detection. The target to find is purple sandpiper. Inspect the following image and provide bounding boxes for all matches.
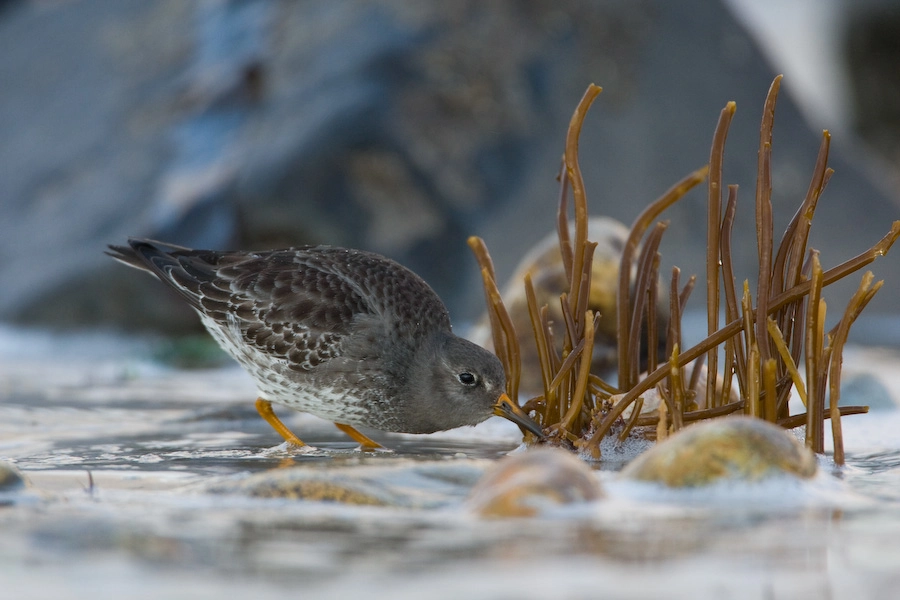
[108,239,542,449]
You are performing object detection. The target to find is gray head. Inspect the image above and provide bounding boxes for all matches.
[400,333,543,436]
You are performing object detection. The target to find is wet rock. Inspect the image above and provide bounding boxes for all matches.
[209,460,488,508]
[840,372,896,411]
[466,447,603,517]
[212,470,396,506]
[0,461,28,491]
[620,416,818,487]
[0,461,30,505]
[473,217,668,395]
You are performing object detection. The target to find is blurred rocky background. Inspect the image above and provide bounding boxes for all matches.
[1,0,898,339]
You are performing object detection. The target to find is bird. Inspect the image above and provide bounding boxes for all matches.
[107,238,543,450]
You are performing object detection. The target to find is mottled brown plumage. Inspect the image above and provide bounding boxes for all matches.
[107,238,542,447]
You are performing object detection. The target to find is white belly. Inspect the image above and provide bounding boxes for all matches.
[197,312,371,426]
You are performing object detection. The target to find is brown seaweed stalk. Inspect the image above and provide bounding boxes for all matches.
[720,184,744,398]
[470,79,898,463]
[755,76,782,369]
[564,85,602,329]
[804,254,824,451]
[524,273,555,418]
[584,204,898,450]
[468,240,522,404]
[668,344,686,431]
[556,160,574,285]
[828,272,882,464]
[628,222,668,374]
[707,100,736,413]
[560,311,597,434]
[766,317,808,406]
[617,167,709,390]
[762,358,778,422]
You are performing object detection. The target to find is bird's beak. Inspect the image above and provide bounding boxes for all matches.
[492,393,544,438]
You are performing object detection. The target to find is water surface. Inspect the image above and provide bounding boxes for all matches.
[2,328,900,599]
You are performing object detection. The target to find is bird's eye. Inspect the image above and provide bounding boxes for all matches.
[457,372,477,386]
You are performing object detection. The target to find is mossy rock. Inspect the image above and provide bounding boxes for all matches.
[246,478,390,505]
[212,470,395,506]
[620,416,818,487]
[467,447,604,517]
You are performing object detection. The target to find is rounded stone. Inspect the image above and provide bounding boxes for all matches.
[472,217,668,396]
[467,447,604,517]
[212,470,395,506]
[620,416,818,487]
[0,461,31,506]
[247,478,390,505]
[0,461,28,492]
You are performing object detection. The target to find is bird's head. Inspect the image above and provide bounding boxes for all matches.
[402,333,543,437]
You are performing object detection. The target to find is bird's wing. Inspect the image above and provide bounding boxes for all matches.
[215,249,387,370]
[110,239,386,370]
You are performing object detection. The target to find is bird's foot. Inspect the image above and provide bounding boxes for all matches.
[334,423,386,451]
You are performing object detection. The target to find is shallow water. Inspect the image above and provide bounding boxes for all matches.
[2,327,900,599]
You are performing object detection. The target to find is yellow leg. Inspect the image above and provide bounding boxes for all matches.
[255,398,306,447]
[334,423,384,450]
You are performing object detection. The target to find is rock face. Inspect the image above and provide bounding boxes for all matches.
[2,0,898,333]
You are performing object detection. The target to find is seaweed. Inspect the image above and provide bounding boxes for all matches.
[469,78,900,465]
